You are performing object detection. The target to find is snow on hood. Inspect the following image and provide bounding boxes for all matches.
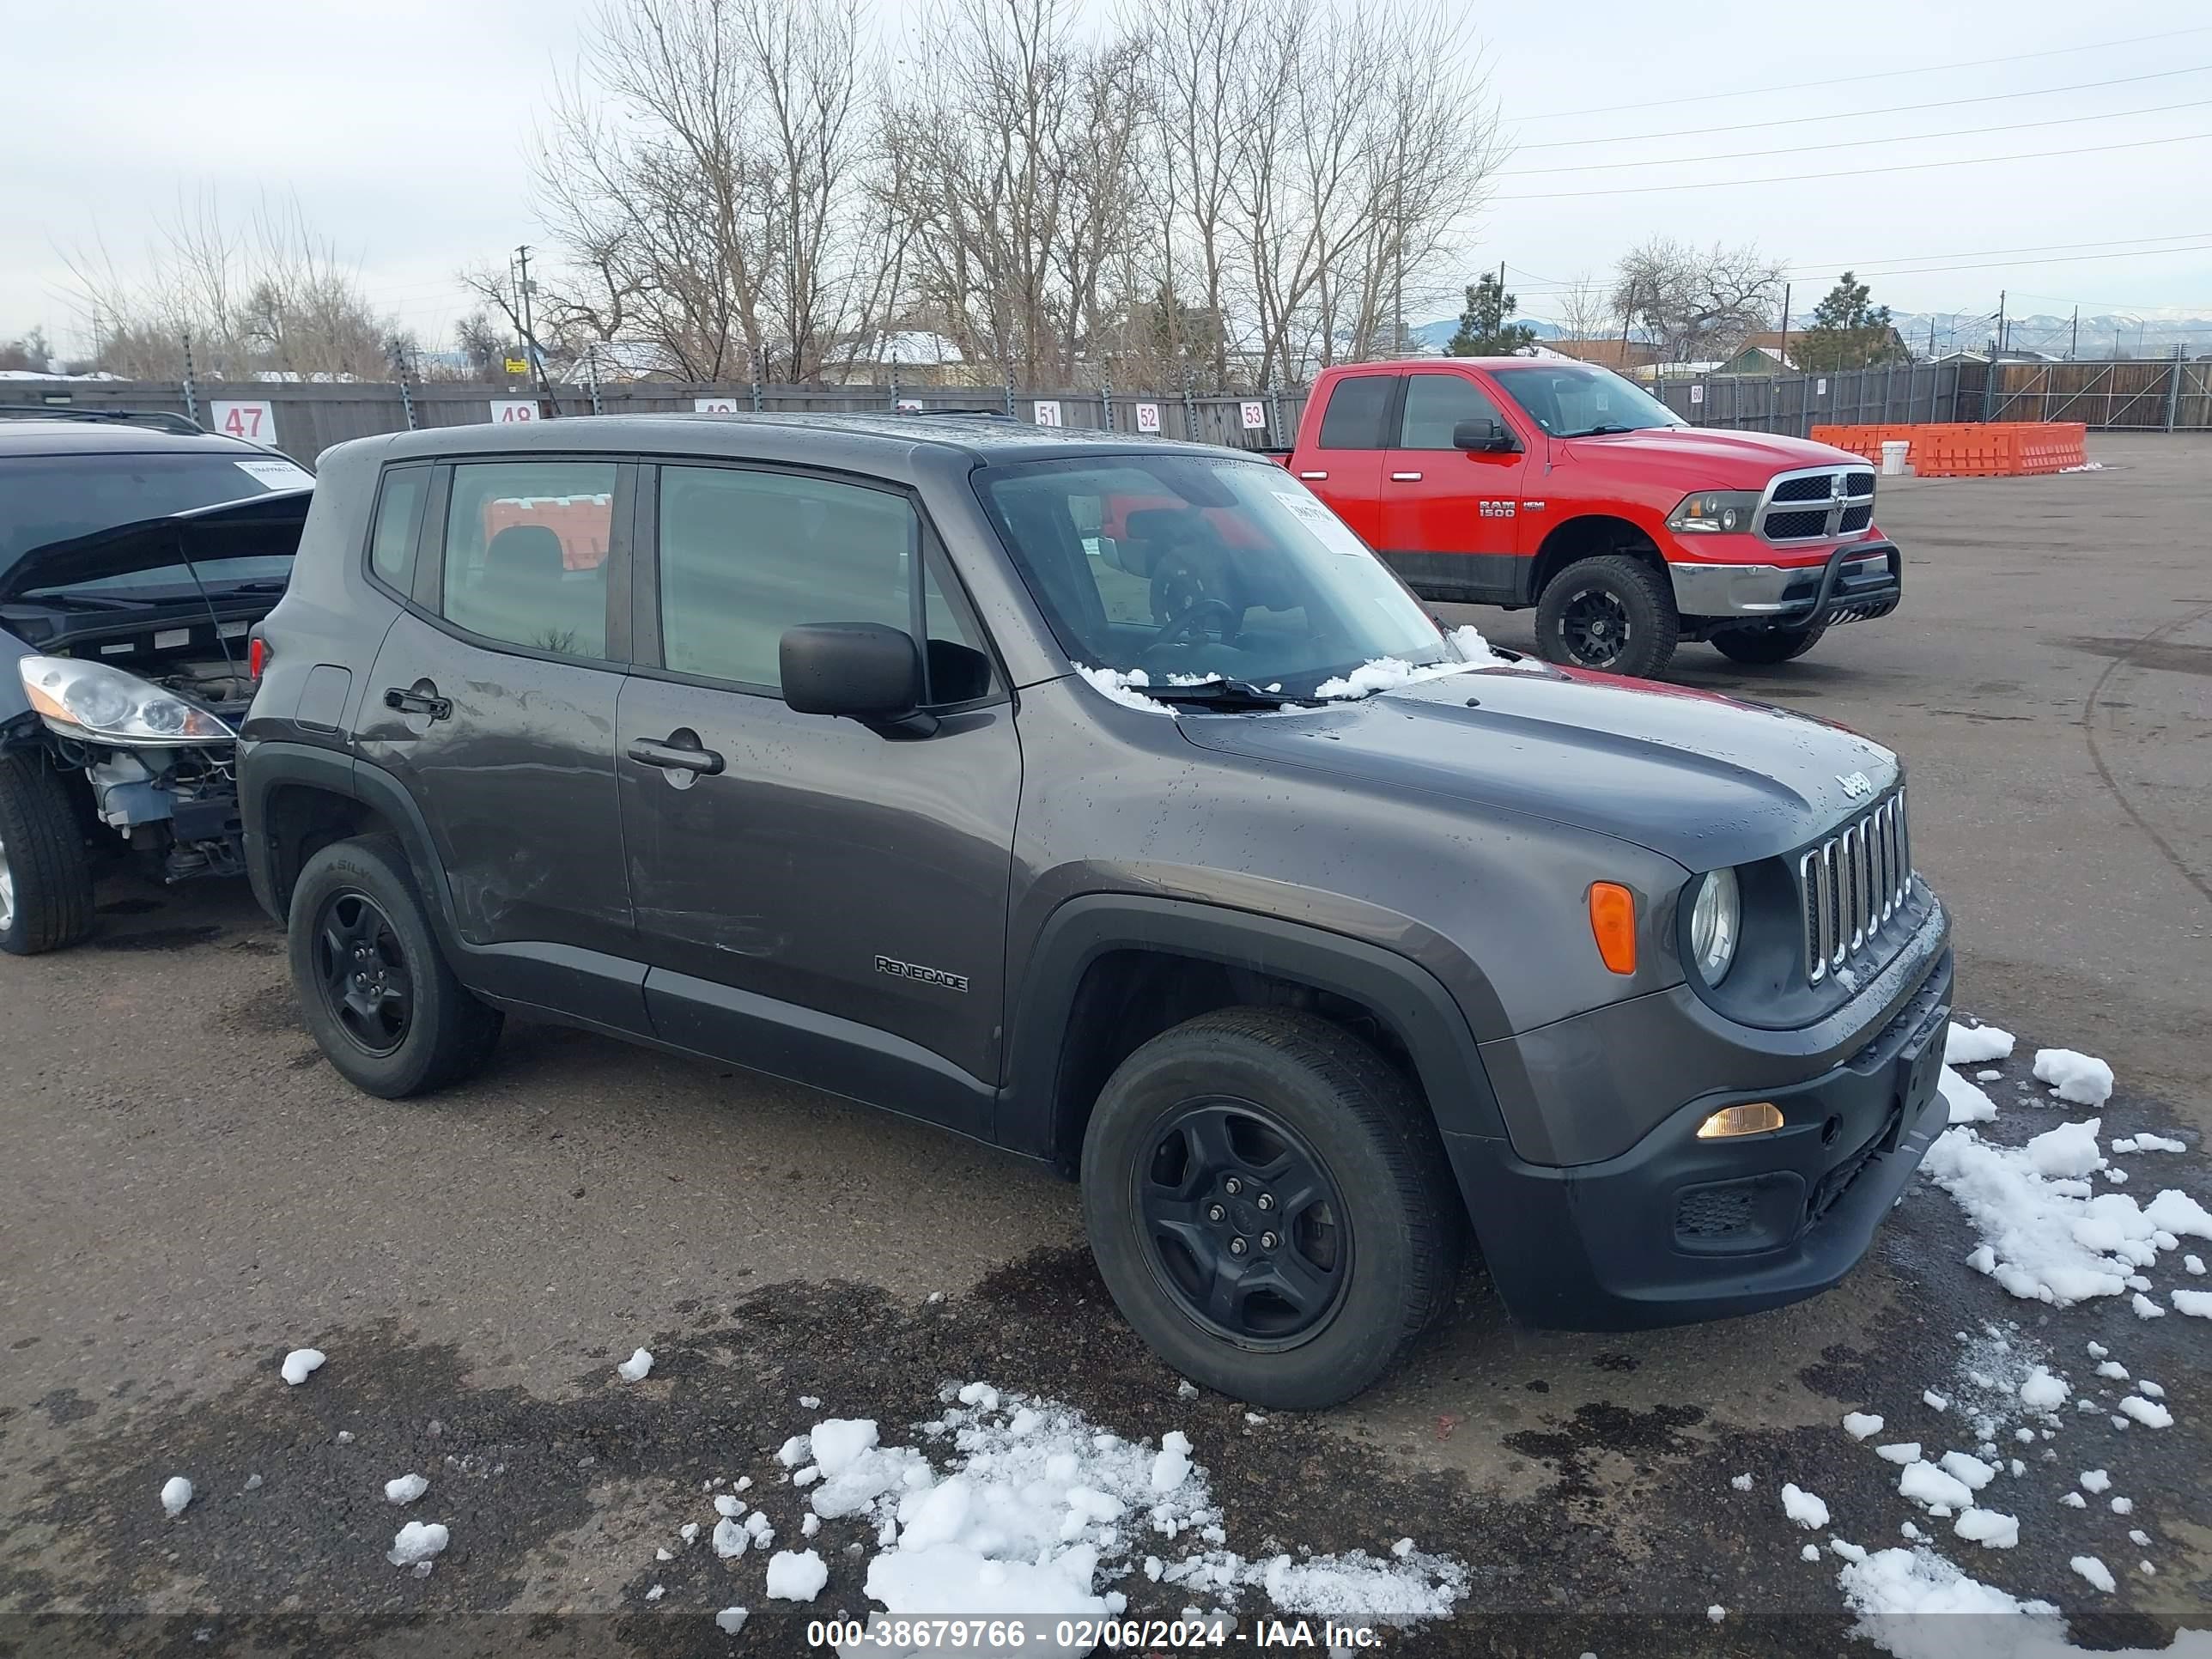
[1073,628,1540,716]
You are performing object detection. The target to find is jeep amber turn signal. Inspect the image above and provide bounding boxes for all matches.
[1588,882,1636,974]
[1696,1102,1784,1139]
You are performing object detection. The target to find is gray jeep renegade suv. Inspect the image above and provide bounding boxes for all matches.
[238,415,1953,1408]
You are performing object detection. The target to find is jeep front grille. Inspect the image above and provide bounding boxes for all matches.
[1800,790,1911,985]
[1759,468,1876,544]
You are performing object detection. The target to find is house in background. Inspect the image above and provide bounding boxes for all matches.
[1545,338,1662,374]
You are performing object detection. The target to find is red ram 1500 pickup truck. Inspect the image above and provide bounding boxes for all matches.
[1278,358,1903,678]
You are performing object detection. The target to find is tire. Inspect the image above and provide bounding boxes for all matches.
[1533,553,1680,678]
[287,834,502,1097]
[0,751,95,957]
[1711,623,1827,665]
[1080,1007,1465,1410]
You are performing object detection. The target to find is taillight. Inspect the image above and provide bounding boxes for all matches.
[248,635,269,680]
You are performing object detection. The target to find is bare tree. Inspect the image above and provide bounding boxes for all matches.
[1547,272,1613,344]
[1612,237,1783,365]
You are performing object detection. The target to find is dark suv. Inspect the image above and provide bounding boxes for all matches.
[238,415,1954,1408]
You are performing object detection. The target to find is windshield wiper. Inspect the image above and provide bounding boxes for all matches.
[1145,678,1306,710]
[5,591,161,611]
[214,580,289,594]
[1575,423,1649,436]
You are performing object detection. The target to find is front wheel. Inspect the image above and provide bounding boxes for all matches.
[1080,1008,1465,1409]
[1533,554,1680,678]
[1711,623,1827,665]
[0,751,94,957]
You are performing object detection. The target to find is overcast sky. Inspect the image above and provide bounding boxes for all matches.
[4,0,2209,354]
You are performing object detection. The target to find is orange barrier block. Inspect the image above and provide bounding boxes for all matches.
[1810,422,2087,477]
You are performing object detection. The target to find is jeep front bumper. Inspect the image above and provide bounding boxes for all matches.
[1443,912,1953,1330]
[1671,541,1903,628]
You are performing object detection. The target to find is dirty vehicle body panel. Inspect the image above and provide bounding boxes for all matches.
[240,414,1951,1371]
[1280,360,1905,675]
[0,420,312,950]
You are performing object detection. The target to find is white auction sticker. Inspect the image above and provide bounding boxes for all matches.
[1273,489,1370,559]
[1134,402,1161,434]
[210,400,275,444]
[234,459,313,490]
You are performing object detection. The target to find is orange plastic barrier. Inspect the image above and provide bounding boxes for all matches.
[1809,423,2087,477]
[483,494,615,569]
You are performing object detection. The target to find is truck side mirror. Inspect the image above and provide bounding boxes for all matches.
[1453,418,1520,453]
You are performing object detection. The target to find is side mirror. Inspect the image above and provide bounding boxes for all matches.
[1454,417,1519,453]
[779,623,934,735]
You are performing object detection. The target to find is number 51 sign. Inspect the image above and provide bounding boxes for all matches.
[210,401,276,444]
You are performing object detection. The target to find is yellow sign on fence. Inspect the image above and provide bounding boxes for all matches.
[504,357,529,375]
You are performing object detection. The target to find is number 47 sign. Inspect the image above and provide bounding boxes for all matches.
[210,401,275,443]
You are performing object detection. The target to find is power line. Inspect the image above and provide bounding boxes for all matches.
[1490,130,2212,201]
[1503,99,2212,175]
[1508,23,2212,122]
[1514,64,2212,150]
[1501,234,2212,291]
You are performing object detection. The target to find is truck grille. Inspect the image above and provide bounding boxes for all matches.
[1759,468,1876,543]
[1799,790,1912,985]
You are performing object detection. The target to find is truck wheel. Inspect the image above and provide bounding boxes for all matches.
[1534,554,1679,678]
[1080,1007,1464,1410]
[0,751,95,957]
[1711,623,1827,665]
[288,834,502,1097]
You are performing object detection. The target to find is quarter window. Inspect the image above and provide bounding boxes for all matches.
[368,466,428,590]
[1316,375,1395,450]
[1399,374,1507,449]
[441,461,617,660]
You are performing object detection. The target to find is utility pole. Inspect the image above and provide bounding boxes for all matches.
[2069,306,2079,362]
[508,243,562,416]
[1776,282,1792,375]
[1996,289,2007,357]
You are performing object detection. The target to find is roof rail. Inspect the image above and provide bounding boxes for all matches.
[0,405,205,435]
[902,407,1018,422]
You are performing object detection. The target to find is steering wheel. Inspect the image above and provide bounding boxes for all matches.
[1152,598,1239,650]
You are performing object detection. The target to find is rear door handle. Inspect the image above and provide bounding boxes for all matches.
[383,686,453,720]
[1389,471,1424,482]
[627,734,726,776]
[1297,470,1328,480]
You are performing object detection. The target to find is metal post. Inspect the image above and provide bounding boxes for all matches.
[1005,365,1017,421]
[584,343,603,416]
[889,355,899,413]
[2166,344,2185,433]
[1101,374,1114,433]
[180,330,199,427]
[750,345,763,413]
[1182,364,1197,442]
[392,342,418,431]
[1269,380,1283,442]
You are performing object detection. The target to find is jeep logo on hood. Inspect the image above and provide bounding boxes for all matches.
[1837,770,1875,799]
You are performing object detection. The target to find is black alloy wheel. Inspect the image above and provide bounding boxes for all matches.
[1558,584,1634,669]
[1136,1097,1351,1345]
[312,889,413,1057]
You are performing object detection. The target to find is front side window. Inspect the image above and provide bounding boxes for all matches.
[1487,363,1683,439]
[976,455,1445,696]
[1399,374,1508,449]
[1316,375,1395,450]
[441,460,617,660]
[659,466,991,703]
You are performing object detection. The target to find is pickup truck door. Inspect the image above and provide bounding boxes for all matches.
[1379,369,1533,605]
[612,462,1018,1139]
[1291,370,1397,550]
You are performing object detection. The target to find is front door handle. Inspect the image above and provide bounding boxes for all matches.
[1297,470,1328,480]
[383,685,453,720]
[627,733,726,776]
[1389,471,1425,483]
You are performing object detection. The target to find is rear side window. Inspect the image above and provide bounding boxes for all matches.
[441,460,617,660]
[368,466,428,590]
[659,465,917,690]
[1399,374,1506,449]
[1316,375,1395,450]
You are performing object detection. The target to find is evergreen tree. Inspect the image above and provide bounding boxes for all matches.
[1795,272,1911,370]
[1446,273,1537,356]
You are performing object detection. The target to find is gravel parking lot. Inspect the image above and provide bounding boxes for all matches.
[3,434,2206,1655]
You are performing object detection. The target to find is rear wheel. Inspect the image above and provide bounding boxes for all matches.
[0,751,95,957]
[1080,1008,1464,1409]
[1711,623,1827,665]
[289,835,502,1097]
[1534,554,1679,678]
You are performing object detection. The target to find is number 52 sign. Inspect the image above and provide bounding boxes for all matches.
[210,401,276,444]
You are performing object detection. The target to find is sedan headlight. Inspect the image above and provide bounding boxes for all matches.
[1688,867,1741,983]
[16,656,235,746]
[1667,490,1761,533]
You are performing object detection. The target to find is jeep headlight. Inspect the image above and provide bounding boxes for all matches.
[1688,867,1741,983]
[17,656,235,746]
[1667,490,1761,533]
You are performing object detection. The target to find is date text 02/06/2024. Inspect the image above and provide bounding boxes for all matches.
[801,1614,1389,1649]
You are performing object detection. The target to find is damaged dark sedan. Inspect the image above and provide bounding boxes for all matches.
[0,412,312,954]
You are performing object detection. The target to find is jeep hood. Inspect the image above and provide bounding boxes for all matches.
[1175,666,1899,870]
[0,488,311,605]
[1557,427,1864,486]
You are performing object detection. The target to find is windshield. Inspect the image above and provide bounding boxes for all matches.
[0,453,310,591]
[975,455,1447,697]
[1488,363,1684,439]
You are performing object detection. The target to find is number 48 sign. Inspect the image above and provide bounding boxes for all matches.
[211,401,275,444]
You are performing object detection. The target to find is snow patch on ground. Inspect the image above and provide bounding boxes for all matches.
[1783,1485,1831,1529]
[280,1348,325,1386]
[1946,1023,2016,1065]
[617,1348,653,1383]
[2033,1049,2115,1108]
[161,1476,192,1517]
[384,1474,428,1505]
[387,1522,448,1567]
[1941,1067,2000,1124]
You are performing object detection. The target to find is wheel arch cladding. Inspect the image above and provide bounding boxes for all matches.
[1002,893,1509,1170]
[243,744,457,945]
[1534,514,1665,599]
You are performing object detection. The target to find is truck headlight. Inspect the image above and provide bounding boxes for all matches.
[1667,490,1761,533]
[1688,867,1740,983]
[17,656,235,746]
